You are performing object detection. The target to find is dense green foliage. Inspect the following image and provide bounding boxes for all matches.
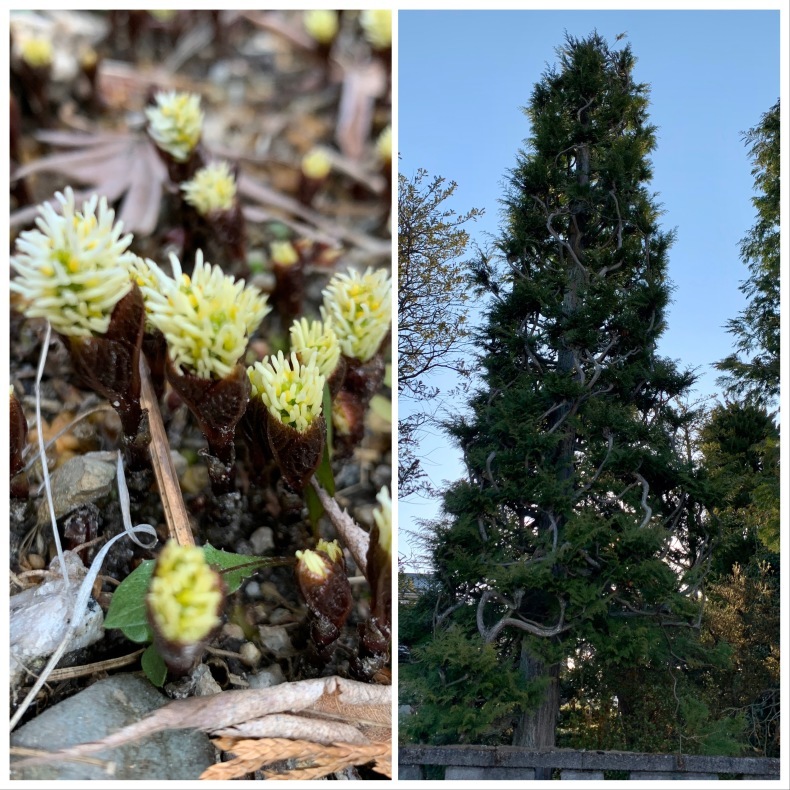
[401,32,710,748]
[399,42,780,758]
[716,101,780,405]
[699,101,781,758]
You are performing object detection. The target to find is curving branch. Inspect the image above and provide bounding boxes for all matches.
[576,96,595,121]
[485,451,499,491]
[574,430,614,500]
[611,597,700,630]
[531,195,589,278]
[477,589,570,644]
[633,472,653,528]
[547,511,559,553]
[434,599,467,631]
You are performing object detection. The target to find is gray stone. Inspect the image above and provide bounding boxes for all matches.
[249,526,274,555]
[398,765,424,780]
[244,580,261,599]
[446,766,535,780]
[561,770,605,780]
[11,674,216,780]
[36,452,117,526]
[257,625,294,657]
[247,664,286,689]
[631,771,697,780]
[165,664,222,700]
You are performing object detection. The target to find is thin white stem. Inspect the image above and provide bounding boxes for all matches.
[35,323,68,588]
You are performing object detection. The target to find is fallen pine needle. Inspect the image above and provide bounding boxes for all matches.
[203,736,392,780]
[139,359,194,547]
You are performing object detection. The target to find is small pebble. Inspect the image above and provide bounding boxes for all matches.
[247,664,285,689]
[193,665,223,696]
[245,580,261,599]
[221,623,245,641]
[249,526,274,555]
[239,641,262,668]
[26,553,45,570]
[258,625,293,657]
[169,450,188,478]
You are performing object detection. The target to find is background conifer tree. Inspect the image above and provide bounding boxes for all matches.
[403,32,709,754]
[715,101,780,406]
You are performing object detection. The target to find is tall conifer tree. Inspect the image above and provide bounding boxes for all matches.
[410,33,707,752]
[715,100,780,405]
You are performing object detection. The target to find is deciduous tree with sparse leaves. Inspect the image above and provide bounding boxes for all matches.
[398,169,482,498]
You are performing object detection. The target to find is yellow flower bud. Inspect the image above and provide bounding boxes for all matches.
[360,10,391,49]
[148,541,223,644]
[146,91,204,162]
[181,161,237,215]
[301,147,332,181]
[321,267,392,362]
[303,10,339,45]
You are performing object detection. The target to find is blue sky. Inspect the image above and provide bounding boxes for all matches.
[398,9,781,567]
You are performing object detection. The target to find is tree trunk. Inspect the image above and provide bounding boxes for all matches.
[513,639,560,778]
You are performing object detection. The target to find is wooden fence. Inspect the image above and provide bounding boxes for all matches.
[398,745,780,781]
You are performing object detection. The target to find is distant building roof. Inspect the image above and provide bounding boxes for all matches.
[399,572,434,603]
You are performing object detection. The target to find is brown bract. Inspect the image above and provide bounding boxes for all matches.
[10,391,29,499]
[66,285,149,471]
[296,549,352,650]
[166,361,250,495]
[266,412,326,492]
[332,354,385,459]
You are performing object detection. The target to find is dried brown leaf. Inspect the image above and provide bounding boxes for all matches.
[140,360,194,547]
[214,712,368,744]
[11,676,391,767]
[312,481,370,579]
[203,736,391,781]
[11,130,168,235]
[238,172,390,257]
[335,60,387,162]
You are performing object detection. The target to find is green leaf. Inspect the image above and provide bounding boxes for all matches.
[202,544,293,594]
[305,483,323,534]
[103,559,155,643]
[305,383,336,531]
[105,546,292,646]
[322,382,334,463]
[369,394,392,424]
[141,644,168,687]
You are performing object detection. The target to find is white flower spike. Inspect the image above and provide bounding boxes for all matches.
[181,161,237,216]
[146,91,204,162]
[142,250,269,379]
[248,351,325,433]
[10,187,135,337]
[320,267,391,363]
